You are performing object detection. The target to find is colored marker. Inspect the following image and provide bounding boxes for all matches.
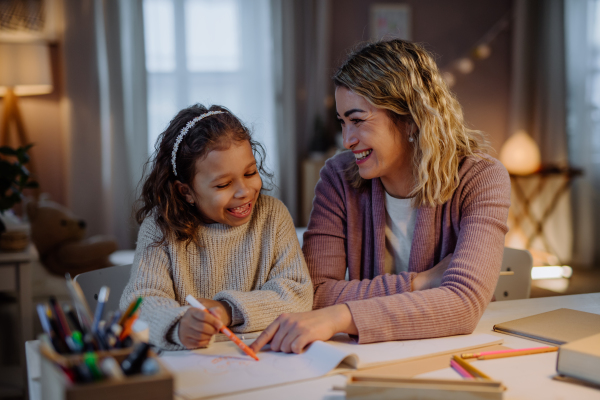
[121,342,150,375]
[92,286,110,334]
[119,312,139,341]
[63,305,83,332]
[105,311,121,333]
[83,352,103,380]
[101,357,125,381]
[37,304,64,353]
[119,297,143,326]
[50,297,72,338]
[45,305,70,353]
[71,331,84,352]
[186,295,259,361]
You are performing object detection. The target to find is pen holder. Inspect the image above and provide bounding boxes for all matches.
[40,343,173,400]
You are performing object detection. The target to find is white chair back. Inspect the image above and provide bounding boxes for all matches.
[494,247,533,301]
[74,264,133,314]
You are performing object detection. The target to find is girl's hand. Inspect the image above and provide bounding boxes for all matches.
[249,304,357,354]
[412,253,453,291]
[198,298,233,327]
[178,306,223,349]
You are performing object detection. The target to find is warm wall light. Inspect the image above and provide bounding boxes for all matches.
[0,41,52,175]
[0,42,52,96]
[499,130,541,175]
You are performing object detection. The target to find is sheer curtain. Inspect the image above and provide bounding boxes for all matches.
[565,0,600,267]
[63,0,148,249]
[143,0,279,188]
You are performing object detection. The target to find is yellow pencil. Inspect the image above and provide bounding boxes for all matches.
[452,356,493,380]
[476,347,558,360]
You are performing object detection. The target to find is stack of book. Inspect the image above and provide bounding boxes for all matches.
[493,308,600,387]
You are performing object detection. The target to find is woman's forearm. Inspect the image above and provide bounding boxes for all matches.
[313,272,415,309]
[332,304,358,335]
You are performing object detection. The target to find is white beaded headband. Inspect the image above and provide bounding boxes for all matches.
[171,111,225,176]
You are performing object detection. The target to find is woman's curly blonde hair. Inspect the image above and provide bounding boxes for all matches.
[333,39,490,207]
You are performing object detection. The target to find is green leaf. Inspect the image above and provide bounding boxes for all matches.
[25,181,39,188]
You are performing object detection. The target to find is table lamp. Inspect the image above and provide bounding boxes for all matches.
[499,130,541,175]
[0,41,53,168]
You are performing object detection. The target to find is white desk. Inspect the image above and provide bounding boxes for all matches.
[26,293,600,400]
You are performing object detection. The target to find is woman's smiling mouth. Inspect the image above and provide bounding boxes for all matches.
[354,149,373,164]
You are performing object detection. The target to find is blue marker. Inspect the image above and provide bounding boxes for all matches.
[92,286,110,334]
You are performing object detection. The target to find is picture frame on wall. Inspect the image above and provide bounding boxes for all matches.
[0,0,60,42]
[370,4,411,41]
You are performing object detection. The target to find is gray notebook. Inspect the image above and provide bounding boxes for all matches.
[493,308,600,345]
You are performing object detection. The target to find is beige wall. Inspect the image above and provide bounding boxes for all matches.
[0,0,513,219]
[329,0,513,153]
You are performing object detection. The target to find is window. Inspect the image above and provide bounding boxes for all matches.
[142,0,278,181]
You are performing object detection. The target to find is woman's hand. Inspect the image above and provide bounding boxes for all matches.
[412,253,453,291]
[178,306,223,349]
[249,304,357,354]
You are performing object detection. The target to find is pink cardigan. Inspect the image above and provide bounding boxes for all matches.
[303,151,511,344]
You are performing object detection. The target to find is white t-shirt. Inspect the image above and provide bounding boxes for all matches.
[384,191,417,274]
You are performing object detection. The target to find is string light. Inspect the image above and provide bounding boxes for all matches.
[441,13,511,87]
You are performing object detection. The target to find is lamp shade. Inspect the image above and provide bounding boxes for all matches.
[499,130,542,175]
[0,42,53,96]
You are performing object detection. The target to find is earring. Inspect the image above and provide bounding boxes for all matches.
[189,201,194,205]
[408,135,414,143]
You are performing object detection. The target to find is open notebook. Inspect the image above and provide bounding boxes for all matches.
[159,333,503,400]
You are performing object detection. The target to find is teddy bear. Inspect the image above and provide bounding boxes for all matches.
[26,197,118,276]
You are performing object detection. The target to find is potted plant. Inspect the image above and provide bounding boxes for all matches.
[0,144,39,251]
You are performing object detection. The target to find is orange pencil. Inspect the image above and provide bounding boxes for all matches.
[186,295,259,361]
[475,347,558,360]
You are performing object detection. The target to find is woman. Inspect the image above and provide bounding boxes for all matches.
[250,39,511,354]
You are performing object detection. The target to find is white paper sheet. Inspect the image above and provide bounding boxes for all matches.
[160,340,357,399]
[160,333,502,399]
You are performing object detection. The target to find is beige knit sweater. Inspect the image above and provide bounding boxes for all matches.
[120,195,313,350]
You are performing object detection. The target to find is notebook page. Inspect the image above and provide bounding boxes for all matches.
[160,340,357,400]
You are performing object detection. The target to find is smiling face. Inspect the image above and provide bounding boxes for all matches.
[335,86,415,197]
[176,140,262,226]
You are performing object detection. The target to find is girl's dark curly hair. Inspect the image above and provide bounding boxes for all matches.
[135,104,272,246]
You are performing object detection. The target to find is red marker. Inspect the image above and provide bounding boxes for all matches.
[186,295,259,361]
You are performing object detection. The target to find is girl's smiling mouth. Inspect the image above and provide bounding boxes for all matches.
[227,201,253,218]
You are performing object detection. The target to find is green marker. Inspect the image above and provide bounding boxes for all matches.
[72,331,84,352]
[129,297,143,316]
[83,352,103,380]
[119,297,143,326]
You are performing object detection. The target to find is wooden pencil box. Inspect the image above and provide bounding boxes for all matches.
[345,375,504,400]
[40,345,174,400]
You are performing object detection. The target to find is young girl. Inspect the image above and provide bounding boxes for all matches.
[120,104,313,350]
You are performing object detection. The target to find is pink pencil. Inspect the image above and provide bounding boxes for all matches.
[450,359,474,379]
[461,346,557,359]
